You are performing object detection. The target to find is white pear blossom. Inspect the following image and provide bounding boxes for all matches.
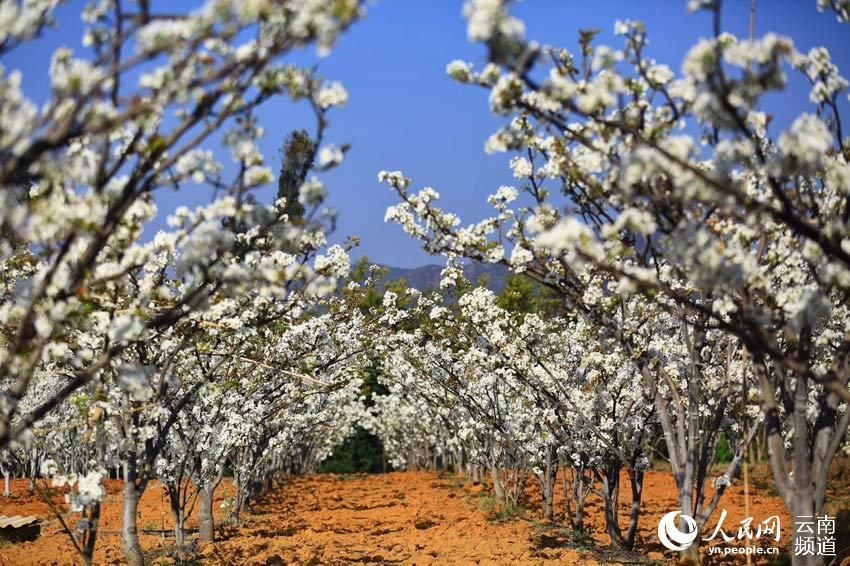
[318,144,345,168]
[316,81,349,109]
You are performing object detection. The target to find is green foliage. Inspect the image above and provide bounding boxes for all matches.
[318,426,387,474]
[277,129,314,220]
[496,274,539,313]
[714,433,732,463]
[478,495,523,522]
[496,274,566,316]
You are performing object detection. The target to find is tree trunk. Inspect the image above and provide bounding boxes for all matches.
[572,468,586,532]
[540,449,556,522]
[233,479,250,525]
[680,533,700,565]
[173,508,186,561]
[490,463,505,500]
[541,474,554,522]
[600,470,624,547]
[678,489,700,565]
[122,482,144,566]
[28,446,36,492]
[489,442,505,501]
[788,474,821,566]
[198,483,216,543]
[82,502,101,566]
[623,469,643,549]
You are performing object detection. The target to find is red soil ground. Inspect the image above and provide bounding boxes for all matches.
[0,478,235,565]
[0,467,831,565]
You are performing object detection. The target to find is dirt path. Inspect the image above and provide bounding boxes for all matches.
[208,472,577,565]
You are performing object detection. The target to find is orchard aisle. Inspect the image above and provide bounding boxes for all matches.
[0,470,793,565]
[208,471,574,565]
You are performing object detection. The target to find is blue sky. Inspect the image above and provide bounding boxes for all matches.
[4,1,850,268]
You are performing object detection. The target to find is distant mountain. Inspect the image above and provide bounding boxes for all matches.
[382,262,510,293]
